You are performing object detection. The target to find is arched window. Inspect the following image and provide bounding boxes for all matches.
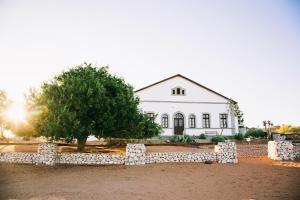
[161,114,168,128]
[189,114,196,128]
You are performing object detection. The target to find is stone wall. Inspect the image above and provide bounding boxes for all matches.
[214,141,238,163]
[292,143,300,159]
[268,141,294,161]
[146,152,216,164]
[58,153,125,165]
[0,152,36,164]
[0,142,239,165]
[36,143,57,166]
[125,144,146,165]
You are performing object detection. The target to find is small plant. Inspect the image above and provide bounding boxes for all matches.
[182,135,193,143]
[169,135,193,143]
[199,134,207,139]
[234,133,244,140]
[245,129,267,138]
[211,135,226,143]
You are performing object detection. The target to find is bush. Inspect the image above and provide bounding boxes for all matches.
[170,135,193,143]
[211,135,226,143]
[234,133,244,140]
[245,129,267,138]
[199,134,207,139]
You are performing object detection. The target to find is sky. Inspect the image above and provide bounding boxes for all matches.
[0,0,299,128]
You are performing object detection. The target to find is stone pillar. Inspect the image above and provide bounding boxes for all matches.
[35,143,57,166]
[268,141,294,161]
[215,141,238,163]
[125,144,146,165]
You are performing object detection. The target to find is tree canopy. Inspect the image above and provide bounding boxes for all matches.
[26,63,161,151]
[274,125,300,135]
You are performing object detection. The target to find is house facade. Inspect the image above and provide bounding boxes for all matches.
[135,74,240,137]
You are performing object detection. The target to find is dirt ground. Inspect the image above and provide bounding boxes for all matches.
[0,157,300,200]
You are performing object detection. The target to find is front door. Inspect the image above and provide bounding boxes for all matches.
[174,113,184,135]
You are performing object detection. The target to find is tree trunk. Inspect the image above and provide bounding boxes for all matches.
[77,137,87,152]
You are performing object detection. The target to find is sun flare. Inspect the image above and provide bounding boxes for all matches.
[5,103,27,123]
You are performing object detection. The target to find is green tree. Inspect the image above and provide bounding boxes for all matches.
[274,125,300,135]
[0,90,10,140]
[27,63,161,151]
[229,99,244,126]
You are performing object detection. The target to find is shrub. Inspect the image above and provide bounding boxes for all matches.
[182,135,193,143]
[234,133,244,140]
[245,129,267,138]
[169,135,193,143]
[211,135,226,143]
[199,134,207,139]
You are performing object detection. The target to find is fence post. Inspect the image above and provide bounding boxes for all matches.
[214,141,238,163]
[125,144,146,165]
[35,143,57,166]
[268,141,294,161]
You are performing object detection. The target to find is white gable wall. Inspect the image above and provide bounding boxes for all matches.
[137,76,228,103]
[135,76,238,136]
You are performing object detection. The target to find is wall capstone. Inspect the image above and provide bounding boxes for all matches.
[125,144,146,165]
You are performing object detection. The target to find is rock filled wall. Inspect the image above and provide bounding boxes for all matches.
[36,143,57,166]
[214,141,238,163]
[146,152,216,163]
[58,153,125,165]
[125,144,146,165]
[0,152,37,164]
[0,142,240,165]
[293,144,300,159]
[268,141,294,161]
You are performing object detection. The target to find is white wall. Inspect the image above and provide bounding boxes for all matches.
[136,76,228,103]
[138,101,235,136]
[135,76,238,136]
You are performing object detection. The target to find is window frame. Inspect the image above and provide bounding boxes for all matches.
[161,114,169,128]
[188,114,196,128]
[171,87,186,96]
[202,113,211,128]
[146,112,155,121]
[220,113,228,128]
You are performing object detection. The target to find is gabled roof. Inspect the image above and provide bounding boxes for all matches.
[135,74,237,103]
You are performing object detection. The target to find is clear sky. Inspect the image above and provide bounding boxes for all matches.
[0,0,299,128]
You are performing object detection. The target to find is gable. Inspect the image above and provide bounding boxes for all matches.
[135,74,234,103]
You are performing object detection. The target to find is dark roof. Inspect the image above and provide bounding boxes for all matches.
[135,74,237,103]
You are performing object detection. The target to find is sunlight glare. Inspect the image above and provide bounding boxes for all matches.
[5,103,27,123]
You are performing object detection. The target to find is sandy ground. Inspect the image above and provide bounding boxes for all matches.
[0,157,300,200]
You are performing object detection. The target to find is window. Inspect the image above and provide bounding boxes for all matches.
[162,114,168,128]
[147,112,155,120]
[189,114,196,128]
[202,114,210,128]
[220,114,228,128]
[172,87,186,96]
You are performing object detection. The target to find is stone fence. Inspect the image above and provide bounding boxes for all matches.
[0,141,238,166]
[268,140,300,161]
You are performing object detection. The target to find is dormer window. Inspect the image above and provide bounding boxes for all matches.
[172,87,185,96]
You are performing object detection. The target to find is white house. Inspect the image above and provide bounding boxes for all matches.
[135,74,241,137]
